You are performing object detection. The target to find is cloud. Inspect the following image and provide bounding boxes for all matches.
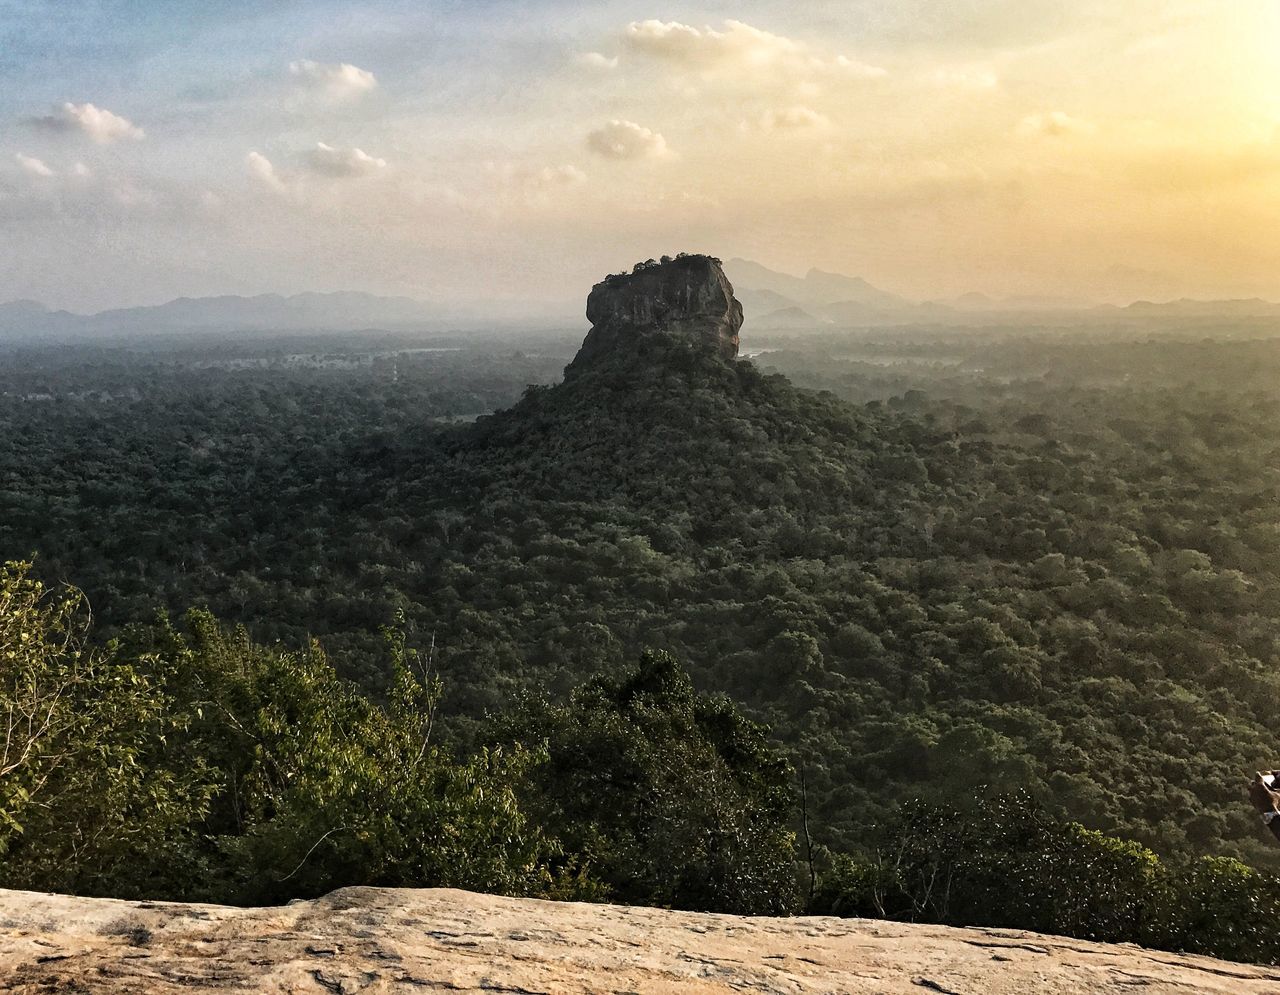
[11,154,90,184]
[31,102,144,143]
[1,156,169,220]
[487,161,587,188]
[246,144,387,203]
[586,120,670,160]
[306,142,387,177]
[289,59,378,99]
[15,153,54,178]
[532,164,587,186]
[623,19,884,79]
[1018,110,1096,138]
[626,19,759,65]
[246,151,288,193]
[577,52,619,70]
[483,162,588,212]
[754,105,832,132]
[833,55,890,80]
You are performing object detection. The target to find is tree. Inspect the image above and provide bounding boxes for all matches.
[150,612,577,905]
[0,562,215,896]
[494,650,799,914]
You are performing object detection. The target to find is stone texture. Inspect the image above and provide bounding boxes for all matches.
[569,255,743,373]
[1,885,1277,994]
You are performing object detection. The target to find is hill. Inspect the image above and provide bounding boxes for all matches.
[4,255,1280,870]
[753,305,828,328]
[0,292,585,343]
[725,258,913,311]
[349,257,1279,862]
[3,885,1276,994]
[0,291,450,341]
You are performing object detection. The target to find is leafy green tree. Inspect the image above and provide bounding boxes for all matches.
[813,792,1161,939]
[0,575,593,904]
[813,791,1280,966]
[142,613,577,904]
[0,562,215,897]
[1152,855,1280,963]
[495,650,799,914]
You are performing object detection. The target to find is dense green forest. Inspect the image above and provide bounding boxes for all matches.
[0,559,793,912]
[3,320,1280,880]
[12,559,1280,966]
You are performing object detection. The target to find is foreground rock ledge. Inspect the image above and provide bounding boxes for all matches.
[1,887,1277,994]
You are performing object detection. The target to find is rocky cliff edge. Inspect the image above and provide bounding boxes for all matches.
[1,885,1278,994]
[567,254,743,374]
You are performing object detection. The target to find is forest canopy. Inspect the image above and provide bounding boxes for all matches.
[2,324,1280,890]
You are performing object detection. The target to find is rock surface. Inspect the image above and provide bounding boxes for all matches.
[2,886,1278,994]
[569,255,743,373]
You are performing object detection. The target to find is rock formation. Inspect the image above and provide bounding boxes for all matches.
[2,885,1277,994]
[568,254,743,373]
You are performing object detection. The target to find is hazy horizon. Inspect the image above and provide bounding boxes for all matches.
[17,254,1280,324]
[5,1,1280,312]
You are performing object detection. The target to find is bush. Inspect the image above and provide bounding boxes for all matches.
[0,568,585,904]
[493,650,799,914]
[129,611,581,904]
[0,562,215,897]
[812,791,1280,965]
[1152,856,1280,964]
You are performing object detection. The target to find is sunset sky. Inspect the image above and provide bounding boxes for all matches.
[4,1,1280,312]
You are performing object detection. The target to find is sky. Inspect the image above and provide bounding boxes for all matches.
[3,0,1280,312]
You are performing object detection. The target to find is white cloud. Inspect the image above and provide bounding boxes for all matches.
[623,19,884,80]
[532,164,587,186]
[577,52,619,70]
[32,102,144,143]
[246,144,387,203]
[15,153,54,178]
[246,151,288,193]
[586,120,670,160]
[833,55,889,80]
[289,60,378,99]
[1018,110,1096,138]
[483,162,588,212]
[306,142,387,177]
[3,155,171,216]
[754,105,832,132]
[626,19,745,64]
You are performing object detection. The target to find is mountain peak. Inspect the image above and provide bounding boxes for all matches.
[567,254,743,374]
[724,259,910,314]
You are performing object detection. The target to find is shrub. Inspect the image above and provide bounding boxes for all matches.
[494,650,799,914]
[0,562,215,897]
[812,792,1280,965]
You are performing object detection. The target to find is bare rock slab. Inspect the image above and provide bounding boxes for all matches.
[2,886,1279,993]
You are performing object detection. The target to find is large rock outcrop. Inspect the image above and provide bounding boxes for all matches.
[568,254,743,373]
[1,885,1276,993]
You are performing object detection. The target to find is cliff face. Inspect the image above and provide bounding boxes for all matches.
[568,255,743,373]
[2,885,1277,994]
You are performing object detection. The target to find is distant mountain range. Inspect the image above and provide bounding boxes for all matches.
[0,292,463,342]
[723,259,1280,330]
[5,266,1280,343]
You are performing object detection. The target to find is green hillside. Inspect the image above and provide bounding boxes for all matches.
[4,328,1278,867]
